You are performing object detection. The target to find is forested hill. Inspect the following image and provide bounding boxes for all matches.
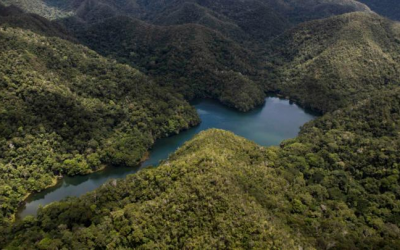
[1,0,400,249]
[267,12,400,112]
[4,86,400,248]
[0,4,73,41]
[0,0,376,113]
[0,0,371,43]
[78,16,265,111]
[0,18,199,224]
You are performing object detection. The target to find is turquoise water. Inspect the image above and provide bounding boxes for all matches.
[17,97,317,218]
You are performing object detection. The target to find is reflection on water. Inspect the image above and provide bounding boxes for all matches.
[17,97,317,218]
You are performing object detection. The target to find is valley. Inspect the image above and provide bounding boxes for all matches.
[17,97,316,219]
[0,0,399,249]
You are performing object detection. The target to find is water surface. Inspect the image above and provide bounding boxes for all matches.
[18,97,316,218]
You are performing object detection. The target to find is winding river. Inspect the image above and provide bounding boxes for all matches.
[17,97,317,219]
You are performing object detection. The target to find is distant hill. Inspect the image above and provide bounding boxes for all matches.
[0,0,371,42]
[0,0,375,113]
[268,12,400,112]
[1,2,400,249]
[263,0,371,23]
[0,0,73,20]
[0,3,73,40]
[78,16,266,111]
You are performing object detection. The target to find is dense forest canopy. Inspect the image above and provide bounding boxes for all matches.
[0,0,379,112]
[0,7,199,225]
[0,0,400,249]
[267,12,400,112]
[4,85,400,247]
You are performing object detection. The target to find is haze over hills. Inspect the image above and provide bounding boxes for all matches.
[0,0,400,249]
[0,0,371,42]
[358,0,400,21]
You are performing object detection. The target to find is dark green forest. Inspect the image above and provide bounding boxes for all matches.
[4,86,400,248]
[78,16,266,111]
[0,0,399,249]
[0,10,199,225]
[267,12,400,112]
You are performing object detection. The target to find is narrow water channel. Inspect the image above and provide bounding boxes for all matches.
[17,97,317,218]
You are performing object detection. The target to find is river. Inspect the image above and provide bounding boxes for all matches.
[17,97,317,218]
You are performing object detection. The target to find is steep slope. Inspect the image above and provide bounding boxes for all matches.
[4,85,400,248]
[155,0,291,42]
[0,3,73,40]
[149,2,250,43]
[0,0,73,20]
[0,1,375,113]
[63,0,369,42]
[79,16,266,111]
[3,130,311,249]
[0,0,371,43]
[358,0,400,21]
[0,24,199,223]
[268,12,400,112]
[263,0,371,23]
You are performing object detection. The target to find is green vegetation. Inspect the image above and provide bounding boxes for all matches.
[4,84,400,248]
[0,0,370,39]
[268,12,400,112]
[2,130,308,249]
[0,22,199,224]
[78,16,265,111]
[0,0,371,52]
[0,4,73,40]
[0,1,400,249]
[0,1,376,113]
[0,0,73,20]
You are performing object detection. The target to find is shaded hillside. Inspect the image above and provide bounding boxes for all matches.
[263,0,371,23]
[152,0,291,42]
[0,3,73,40]
[0,1,375,113]
[0,0,371,43]
[4,85,400,248]
[358,0,400,21]
[0,1,399,249]
[79,16,266,111]
[0,25,199,223]
[149,2,250,43]
[268,12,400,112]
[148,0,370,42]
[0,0,73,20]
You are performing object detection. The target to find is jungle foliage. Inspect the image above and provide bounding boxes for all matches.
[4,84,400,248]
[0,22,199,224]
[78,16,265,111]
[0,1,399,249]
[268,12,400,112]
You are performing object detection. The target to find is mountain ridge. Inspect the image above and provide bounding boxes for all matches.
[0,21,199,224]
[267,11,400,112]
[0,1,400,249]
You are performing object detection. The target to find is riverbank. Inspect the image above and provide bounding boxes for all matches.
[15,129,191,221]
[16,98,317,219]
